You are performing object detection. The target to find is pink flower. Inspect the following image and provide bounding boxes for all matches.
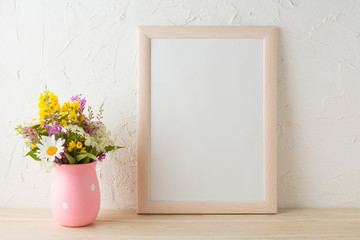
[48,121,61,135]
[80,97,86,111]
[70,95,86,113]
[70,96,79,102]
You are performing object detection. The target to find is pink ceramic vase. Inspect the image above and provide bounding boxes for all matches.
[51,161,100,227]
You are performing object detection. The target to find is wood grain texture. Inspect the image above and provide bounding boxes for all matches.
[0,208,359,239]
[137,28,151,212]
[138,26,276,39]
[137,26,277,214]
[263,26,278,213]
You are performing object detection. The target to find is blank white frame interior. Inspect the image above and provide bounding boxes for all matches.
[137,26,277,214]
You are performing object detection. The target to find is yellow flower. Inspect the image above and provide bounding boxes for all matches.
[80,147,86,153]
[49,93,58,104]
[68,141,76,148]
[39,92,47,102]
[76,142,82,149]
[69,109,76,117]
[31,144,37,149]
[39,110,47,120]
[79,115,85,122]
[38,100,46,109]
[49,104,57,113]
[72,102,80,111]
[60,119,67,127]
[69,114,77,122]
[61,102,70,112]
[68,141,76,152]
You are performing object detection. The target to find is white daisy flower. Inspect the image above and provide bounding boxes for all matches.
[37,135,65,162]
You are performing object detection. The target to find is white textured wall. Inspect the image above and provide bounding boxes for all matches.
[1,0,360,209]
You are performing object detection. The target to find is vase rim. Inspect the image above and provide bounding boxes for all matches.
[54,161,97,170]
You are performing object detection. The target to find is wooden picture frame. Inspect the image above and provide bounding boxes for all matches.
[137,26,277,214]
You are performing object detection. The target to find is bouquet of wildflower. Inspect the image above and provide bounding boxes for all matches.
[15,89,122,171]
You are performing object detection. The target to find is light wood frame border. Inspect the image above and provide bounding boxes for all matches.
[137,26,277,214]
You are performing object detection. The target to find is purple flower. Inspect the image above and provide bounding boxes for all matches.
[70,95,86,113]
[54,157,62,166]
[22,127,39,143]
[70,95,79,102]
[48,121,61,135]
[80,97,86,111]
[98,154,106,162]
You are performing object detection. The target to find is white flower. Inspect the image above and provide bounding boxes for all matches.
[39,159,56,173]
[37,135,65,162]
[84,124,114,152]
[66,123,114,153]
[65,124,86,137]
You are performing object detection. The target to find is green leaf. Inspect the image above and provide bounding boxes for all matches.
[64,152,76,164]
[76,152,99,162]
[75,153,88,161]
[31,124,40,130]
[104,145,124,152]
[59,114,68,121]
[25,151,41,161]
[82,157,90,164]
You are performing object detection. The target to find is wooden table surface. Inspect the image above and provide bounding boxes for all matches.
[0,208,359,239]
